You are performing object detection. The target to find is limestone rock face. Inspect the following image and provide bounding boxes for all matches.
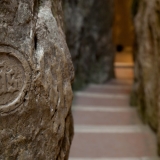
[63,0,115,90]
[133,0,160,152]
[0,0,74,159]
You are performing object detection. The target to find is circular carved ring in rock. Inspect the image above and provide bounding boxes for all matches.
[0,46,31,113]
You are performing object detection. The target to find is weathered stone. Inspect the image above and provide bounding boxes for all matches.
[63,0,115,90]
[132,0,160,153]
[0,0,74,159]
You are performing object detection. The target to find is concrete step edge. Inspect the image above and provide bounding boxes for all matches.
[88,84,132,89]
[74,125,149,133]
[69,157,159,160]
[75,92,129,99]
[72,105,136,112]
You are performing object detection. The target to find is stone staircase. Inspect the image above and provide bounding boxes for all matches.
[69,79,159,160]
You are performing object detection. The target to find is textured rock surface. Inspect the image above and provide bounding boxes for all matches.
[133,0,160,131]
[63,0,115,90]
[132,0,160,152]
[0,0,74,159]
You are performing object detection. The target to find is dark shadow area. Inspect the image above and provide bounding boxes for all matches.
[116,44,124,52]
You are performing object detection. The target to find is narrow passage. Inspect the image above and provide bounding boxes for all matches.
[69,66,158,160]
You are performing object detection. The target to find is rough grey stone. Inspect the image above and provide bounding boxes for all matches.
[0,0,74,159]
[63,0,115,90]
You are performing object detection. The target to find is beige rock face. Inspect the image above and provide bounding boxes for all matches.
[133,0,160,153]
[0,0,74,159]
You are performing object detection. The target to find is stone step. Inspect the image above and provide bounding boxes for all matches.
[74,125,148,133]
[72,107,141,126]
[72,106,136,112]
[106,79,133,86]
[115,67,134,80]
[75,92,129,99]
[84,86,131,95]
[69,127,157,158]
[87,84,132,90]
[69,157,160,160]
[73,95,130,107]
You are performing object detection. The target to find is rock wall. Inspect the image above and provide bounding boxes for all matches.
[0,0,74,159]
[132,0,160,154]
[63,0,115,90]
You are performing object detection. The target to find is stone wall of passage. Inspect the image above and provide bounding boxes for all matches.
[132,0,160,154]
[63,0,115,90]
[0,0,74,159]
